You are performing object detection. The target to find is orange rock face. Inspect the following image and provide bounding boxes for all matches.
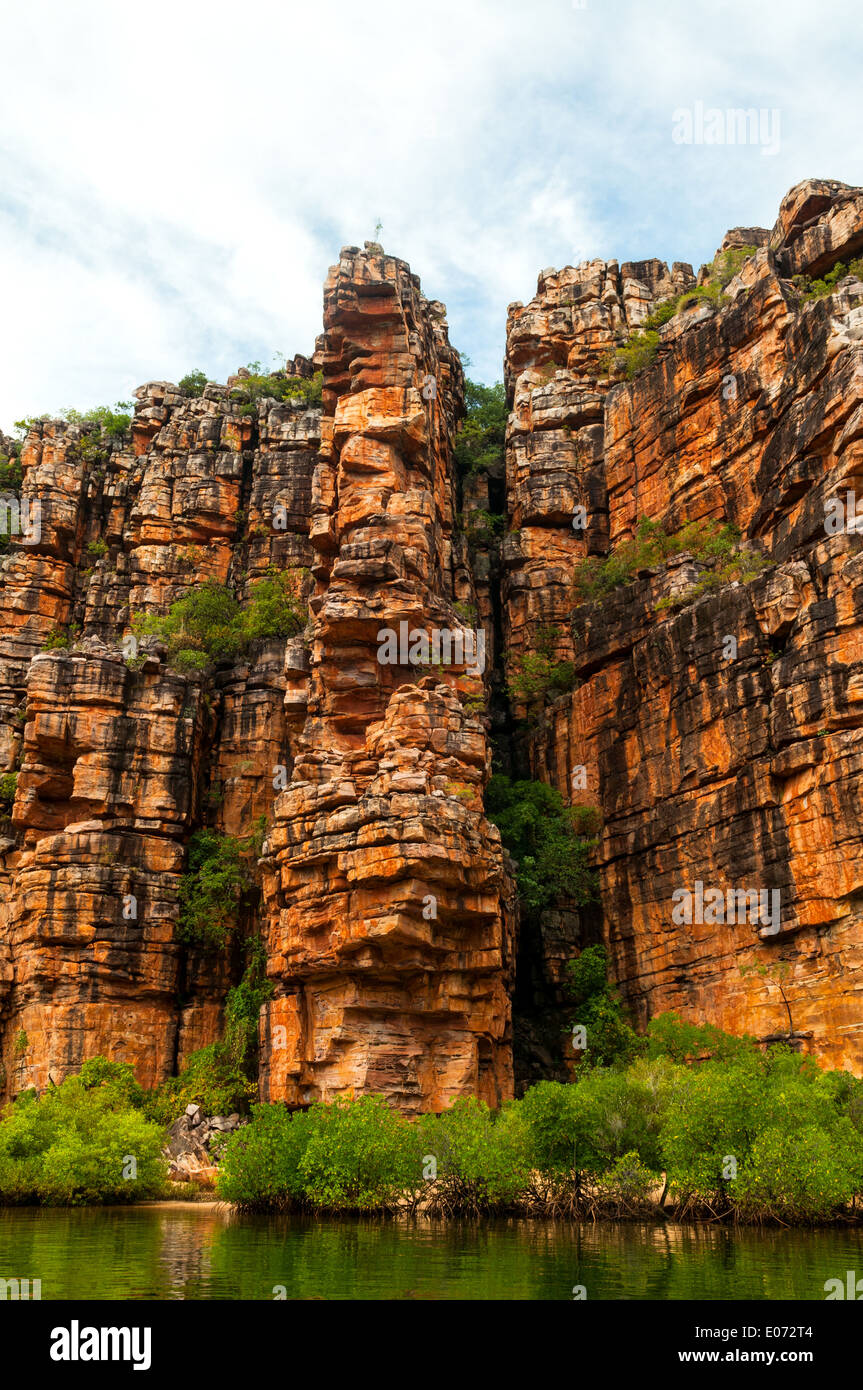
[3,179,863,1106]
[505,179,863,1074]
[0,248,512,1111]
[0,367,319,1096]
[258,248,514,1114]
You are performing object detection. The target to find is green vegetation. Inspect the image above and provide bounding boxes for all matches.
[793,257,863,301]
[454,379,508,479]
[608,329,661,380]
[221,937,274,1070]
[660,1048,863,1222]
[177,821,265,950]
[643,246,759,333]
[214,1027,863,1222]
[230,363,323,410]
[0,1062,167,1205]
[216,1102,312,1209]
[418,1098,532,1215]
[453,599,478,624]
[218,1094,414,1213]
[86,538,108,560]
[0,772,18,810]
[605,247,760,379]
[65,403,133,440]
[643,1009,759,1063]
[656,547,768,613]
[462,508,505,545]
[0,451,25,553]
[178,370,208,398]
[573,516,767,606]
[132,569,307,672]
[12,403,132,472]
[146,938,272,1125]
[217,1093,529,1215]
[292,1094,418,1210]
[485,774,599,913]
[15,403,132,441]
[41,623,82,652]
[566,944,641,1068]
[0,453,23,492]
[505,623,577,706]
[144,1044,257,1129]
[5,1001,863,1223]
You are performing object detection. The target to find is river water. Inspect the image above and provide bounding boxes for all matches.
[1,1204,860,1300]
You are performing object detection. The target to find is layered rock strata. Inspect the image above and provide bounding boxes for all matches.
[505,179,863,1073]
[0,249,512,1112]
[3,177,863,1105]
[258,248,514,1113]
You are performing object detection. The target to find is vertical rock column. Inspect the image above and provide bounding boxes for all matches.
[260,247,515,1114]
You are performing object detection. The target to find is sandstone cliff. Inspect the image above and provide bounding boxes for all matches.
[2,178,862,1108]
[505,178,863,1075]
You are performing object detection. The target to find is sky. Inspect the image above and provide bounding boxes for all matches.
[1,0,860,429]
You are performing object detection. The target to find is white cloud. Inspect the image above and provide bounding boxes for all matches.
[1,0,862,423]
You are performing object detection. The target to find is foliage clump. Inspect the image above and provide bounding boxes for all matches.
[41,623,82,652]
[573,516,767,606]
[177,822,265,950]
[7,1028,863,1224]
[0,452,25,553]
[454,379,508,478]
[13,403,132,472]
[218,1094,417,1213]
[462,508,505,545]
[0,1061,167,1205]
[793,257,863,301]
[214,1036,863,1223]
[485,774,599,913]
[178,370,208,398]
[506,623,576,707]
[230,363,323,412]
[566,944,641,1068]
[0,453,23,493]
[418,1097,532,1214]
[132,569,307,672]
[0,771,17,810]
[145,939,273,1124]
[609,329,662,379]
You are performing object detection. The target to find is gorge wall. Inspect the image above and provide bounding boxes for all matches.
[502,177,863,1074]
[1,176,862,1108]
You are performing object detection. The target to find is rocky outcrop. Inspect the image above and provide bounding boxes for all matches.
[506,179,863,1075]
[0,248,512,1113]
[165,1103,244,1186]
[259,248,514,1114]
[3,177,863,1108]
[0,367,320,1095]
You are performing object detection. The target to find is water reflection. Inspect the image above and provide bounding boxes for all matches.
[1,1205,861,1301]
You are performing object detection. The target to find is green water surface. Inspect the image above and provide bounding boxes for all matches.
[1,1205,860,1301]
